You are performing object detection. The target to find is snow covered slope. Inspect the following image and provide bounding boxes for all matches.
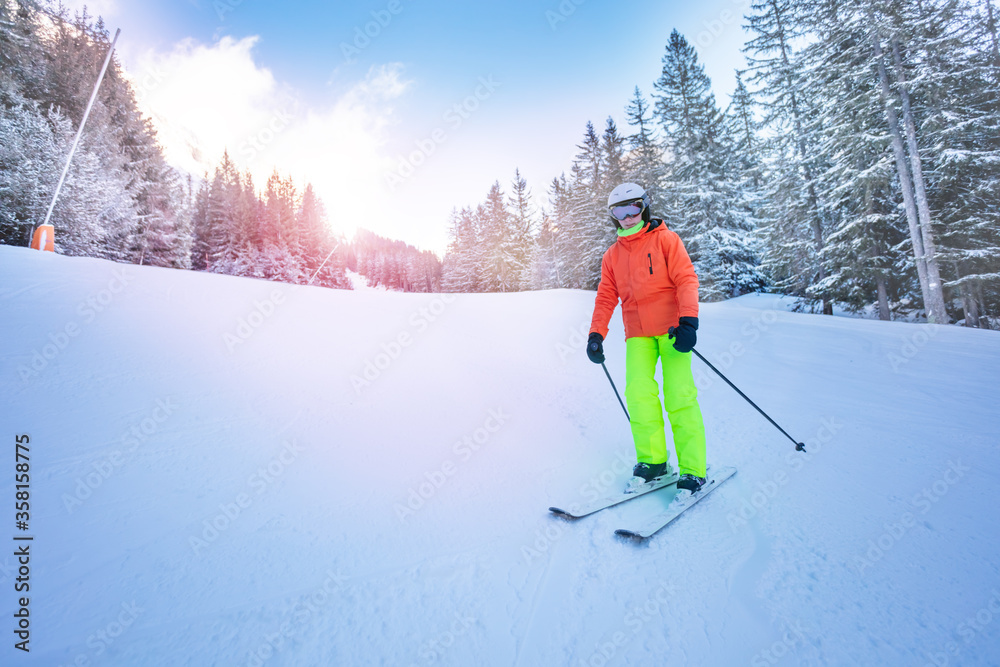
[2,245,999,666]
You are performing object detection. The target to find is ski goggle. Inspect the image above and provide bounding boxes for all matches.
[609,200,644,221]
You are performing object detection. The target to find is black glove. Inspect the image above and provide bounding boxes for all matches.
[670,317,698,353]
[587,332,605,364]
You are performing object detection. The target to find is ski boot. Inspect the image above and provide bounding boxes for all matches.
[676,473,706,494]
[625,462,671,494]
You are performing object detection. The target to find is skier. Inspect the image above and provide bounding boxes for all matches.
[586,183,708,494]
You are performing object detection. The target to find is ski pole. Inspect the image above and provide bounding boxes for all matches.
[600,362,630,422]
[670,327,806,452]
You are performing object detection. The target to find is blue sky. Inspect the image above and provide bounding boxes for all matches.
[70,0,756,255]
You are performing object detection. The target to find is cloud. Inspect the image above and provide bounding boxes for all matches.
[126,36,409,236]
[265,64,410,229]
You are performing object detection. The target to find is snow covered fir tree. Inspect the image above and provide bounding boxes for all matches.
[1,0,998,327]
[0,2,190,267]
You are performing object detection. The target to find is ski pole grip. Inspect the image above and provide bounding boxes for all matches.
[668,326,676,339]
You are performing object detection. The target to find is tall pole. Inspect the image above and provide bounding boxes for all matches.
[37,28,121,234]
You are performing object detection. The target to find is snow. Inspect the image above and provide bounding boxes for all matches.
[733,291,935,323]
[344,269,385,292]
[2,245,1000,666]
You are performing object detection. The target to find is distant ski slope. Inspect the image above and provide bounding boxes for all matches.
[1,245,999,666]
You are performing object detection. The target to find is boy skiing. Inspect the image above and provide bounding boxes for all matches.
[586,183,708,495]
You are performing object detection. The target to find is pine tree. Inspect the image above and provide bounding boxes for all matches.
[0,0,45,105]
[441,206,482,292]
[724,74,761,184]
[533,175,575,290]
[508,168,537,289]
[801,9,911,318]
[743,0,831,312]
[623,87,666,206]
[654,30,763,299]
[189,175,211,271]
[527,210,561,290]
[600,117,627,194]
[0,97,58,246]
[172,174,195,270]
[479,181,520,292]
[932,0,1000,326]
[204,151,241,272]
[837,1,946,323]
[654,30,718,158]
[566,121,615,289]
[721,73,768,297]
[297,184,324,264]
[297,184,348,287]
[262,170,293,250]
[131,158,189,268]
[653,29,721,244]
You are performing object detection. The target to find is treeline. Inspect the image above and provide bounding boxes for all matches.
[442,0,1000,327]
[189,156,444,289]
[441,170,536,293]
[0,1,435,292]
[189,153,350,289]
[346,229,442,292]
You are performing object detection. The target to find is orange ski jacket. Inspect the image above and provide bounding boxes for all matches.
[590,219,700,341]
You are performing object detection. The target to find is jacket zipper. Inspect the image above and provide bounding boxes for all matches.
[647,253,653,275]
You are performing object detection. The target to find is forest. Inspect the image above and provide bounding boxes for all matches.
[442,0,1000,326]
[0,1,439,292]
[1,0,998,325]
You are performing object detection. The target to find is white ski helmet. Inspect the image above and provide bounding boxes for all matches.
[607,183,651,227]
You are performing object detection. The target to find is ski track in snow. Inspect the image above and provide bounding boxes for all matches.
[1,247,1000,665]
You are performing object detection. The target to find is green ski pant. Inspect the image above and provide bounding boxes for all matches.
[625,335,707,477]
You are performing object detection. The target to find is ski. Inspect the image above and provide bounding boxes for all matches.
[549,471,679,519]
[615,466,737,539]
